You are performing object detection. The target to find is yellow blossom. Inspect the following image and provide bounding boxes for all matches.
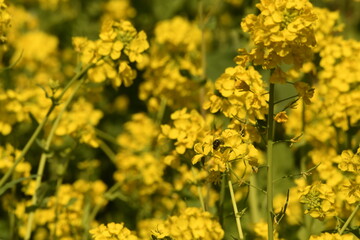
[240,0,317,68]
[338,148,360,173]
[90,222,138,240]
[299,181,336,220]
[151,207,224,240]
[309,232,356,240]
[274,111,288,123]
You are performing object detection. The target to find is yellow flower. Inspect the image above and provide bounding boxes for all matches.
[338,148,360,173]
[340,176,360,204]
[90,222,138,240]
[309,232,356,240]
[274,111,288,123]
[117,61,137,87]
[55,98,103,148]
[299,181,336,220]
[294,81,314,104]
[205,65,268,124]
[161,108,206,155]
[103,0,136,21]
[125,31,149,63]
[240,0,317,68]
[151,207,224,240]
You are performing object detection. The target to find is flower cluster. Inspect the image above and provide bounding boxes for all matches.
[73,19,149,87]
[203,65,268,124]
[103,0,136,21]
[192,128,259,173]
[150,207,224,240]
[0,143,30,178]
[309,232,356,240]
[90,222,138,240]
[0,88,52,136]
[55,97,103,148]
[240,0,317,69]
[160,108,208,156]
[139,16,203,112]
[12,179,108,239]
[299,181,336,220]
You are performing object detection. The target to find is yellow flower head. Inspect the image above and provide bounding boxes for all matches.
[151,207,224,240]
[241,0,317,68]
[338,147,360,173]
[90,222,138,240]
[299,181,336,220]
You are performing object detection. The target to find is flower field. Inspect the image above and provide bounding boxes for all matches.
[0,0,360,239]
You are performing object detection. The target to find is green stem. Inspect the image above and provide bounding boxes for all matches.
[99,140,117,164]
[24,79,85,240]
[267,83,275,240]
[249,174,260,223]
[95,128,119,146]
[273,94,298,105]
[228,175,244,240]
[156,97,167,125]
[339,202,360,235]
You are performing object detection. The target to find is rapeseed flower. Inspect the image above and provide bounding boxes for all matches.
[299,181,336,220]
[90,222,138,240]
[204,65,268,124]
[240,0,317,68]
[150,207,224,240]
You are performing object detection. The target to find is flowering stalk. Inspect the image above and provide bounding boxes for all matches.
[267,83,275,240]
[24,77,85,240]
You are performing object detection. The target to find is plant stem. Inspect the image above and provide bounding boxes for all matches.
[249,174,260,223]
[228,173,244,240]
[99,140,117,164]
[24,78,85,240]
[95,128,119,146]
[339,202,360,235]
[267,83,275,240]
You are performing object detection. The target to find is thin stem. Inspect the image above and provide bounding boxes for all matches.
[228,175,244,240]
[273,94,298,105]
[339,202,360,235]
[99,140,117,164]
[95,128,119,146]
[24,79,85,240]
[156,97,167,125]
[267,83,275,240]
